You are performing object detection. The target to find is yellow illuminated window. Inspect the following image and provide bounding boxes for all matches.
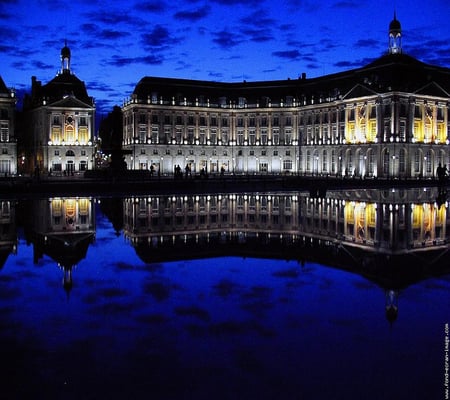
[51,126,61,143]
[78,127,89,144]
[366,204,376,227]
[345,203,354,223]
[437,123,446,143]
[413,120,424,142]
[412,206,423,228]
[51,199,62,216]
[65,125,74,143]
[79,198,89,215]
[346,123,355,143]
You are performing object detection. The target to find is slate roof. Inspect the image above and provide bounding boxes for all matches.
[28,70,94,108]
[0,75,9,95]
[132,53,450,106]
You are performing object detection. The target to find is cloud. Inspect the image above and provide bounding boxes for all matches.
[240,10,276,29]
[135,0,167,13]
[174,5,211,22]
[107,54,163,67]
[272,49,302,60]
[208,71,224,79]
[141,25,181,50]
[212,30,243,49]
[98,29,130,41]
[31,60,54,71]
[240,28,273,43]
[354,39,380,49]
[332,0,360,8]
[333,58,372,68]
[210,0,261,5]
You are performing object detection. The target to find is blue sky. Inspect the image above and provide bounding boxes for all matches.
[1,0,449,121]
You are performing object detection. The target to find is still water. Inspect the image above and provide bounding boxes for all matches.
[1,188,449,399]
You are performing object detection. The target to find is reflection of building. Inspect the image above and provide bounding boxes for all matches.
[121,188,450,324]
[28,197,95,294]
[123,189,449,255]
[122,16,450,179]
[0,75,17,176]
[0,200,17,269]
[23,42,95,175]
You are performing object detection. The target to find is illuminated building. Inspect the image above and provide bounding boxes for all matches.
[0,75,17,176]
[122,15,450,179]
[23,42,95,175]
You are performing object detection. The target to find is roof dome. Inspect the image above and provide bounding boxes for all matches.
[389,14,401,33]
[61,43,71,59]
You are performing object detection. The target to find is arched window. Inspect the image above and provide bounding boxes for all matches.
[66,150,75,157]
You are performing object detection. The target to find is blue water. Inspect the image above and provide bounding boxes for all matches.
[0,201,448,399]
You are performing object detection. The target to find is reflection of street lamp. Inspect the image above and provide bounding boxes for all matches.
[231,140,235,175]
[392,154,396,179]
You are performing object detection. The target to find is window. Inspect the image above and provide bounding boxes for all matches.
[283,160,292,170]
[398,149,405,173]
[414,150,420,173]
[237,130,244,145]
[81,150,86,156]
[55,150,60,156]
[249,130,256,145]
[210,129,217,145]
[272,129,279,145]
[261,129,267,145]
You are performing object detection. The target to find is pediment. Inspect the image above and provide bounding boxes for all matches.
[414,81,449,98]
[49,95,93,109]
[342,84,378,100]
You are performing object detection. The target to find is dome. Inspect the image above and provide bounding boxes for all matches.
[61,40,71,59]
[389,14,401,33]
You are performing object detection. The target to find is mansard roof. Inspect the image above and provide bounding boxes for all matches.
[0,75,9,95]
[132,53,450,105]
[28,70,94,108]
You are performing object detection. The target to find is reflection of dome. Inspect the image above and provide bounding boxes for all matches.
[385,289,399,326]
[385,305,398,324]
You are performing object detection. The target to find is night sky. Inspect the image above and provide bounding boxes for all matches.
[1,0,450,120]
